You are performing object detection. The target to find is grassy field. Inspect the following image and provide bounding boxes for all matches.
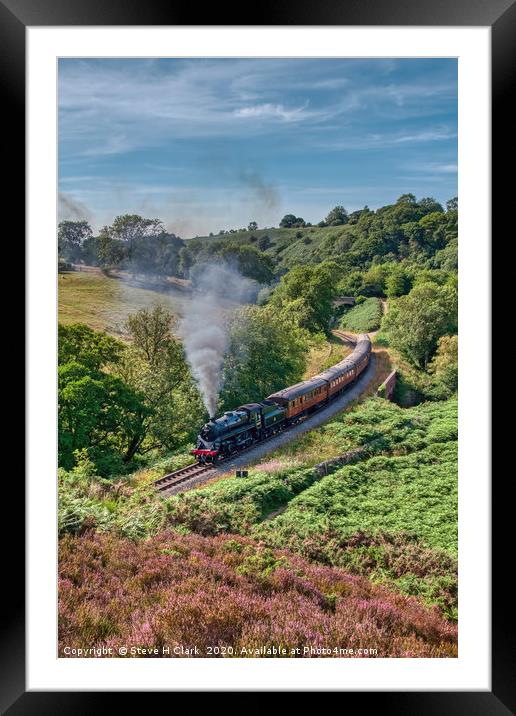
[339,297,383,333]
[58,271,193,335]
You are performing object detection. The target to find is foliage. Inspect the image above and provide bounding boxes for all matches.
[382,283,457,368]
[92,214,185,277]
[323,205,349,226]
[340,298,382,332]
[268,261,341,333]
[58,311,203,474]
[116,306,204,458]
[58,324,149,475]
[58,360,148,475]
[427,335,458,399]
[58,220,92,262]
[185,241,274,283]
[59,530,457,657]
[279,214,306,228]
[385,265,411,297]
[58,323,122,370]
[219,304,309,409]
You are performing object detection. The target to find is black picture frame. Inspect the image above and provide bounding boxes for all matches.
[6,0,514,710]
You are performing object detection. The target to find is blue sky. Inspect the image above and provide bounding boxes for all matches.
[58,58,457,237]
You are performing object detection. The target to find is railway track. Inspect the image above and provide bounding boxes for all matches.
[332,329,357,346]
[153,422,302,495]
[153,462,216,493]
[154,330,371,496]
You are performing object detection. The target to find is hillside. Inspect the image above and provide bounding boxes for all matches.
[58,396,458,622]
[57,193,458,658]
[58,272,188,335]
[59,530,457,658]
[188,225,346,272]
[186,197,458,276]
[166,397,458,619]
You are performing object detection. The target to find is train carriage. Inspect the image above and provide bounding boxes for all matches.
[350,333,372,377]
[192,332,372,463]
[266,376,328,420]
[313,361,356,399]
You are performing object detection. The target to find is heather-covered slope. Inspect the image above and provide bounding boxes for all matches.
[59,531,457,658]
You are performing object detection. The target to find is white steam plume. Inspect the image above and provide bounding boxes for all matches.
[179,262,259,417]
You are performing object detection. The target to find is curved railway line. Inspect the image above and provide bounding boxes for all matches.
[153,330,382,497]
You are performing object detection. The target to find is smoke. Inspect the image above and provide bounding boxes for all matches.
[239,170,280,214]
[178,262,260,417]
[58,192,92,223]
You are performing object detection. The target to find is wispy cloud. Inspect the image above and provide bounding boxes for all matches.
[234,102,312,122]
[58,58,457,235]
[406,161,458,173]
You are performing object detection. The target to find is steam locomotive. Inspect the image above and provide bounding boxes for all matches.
[191,333,371,463]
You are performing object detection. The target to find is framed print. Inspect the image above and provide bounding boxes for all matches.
[5,0,514,709]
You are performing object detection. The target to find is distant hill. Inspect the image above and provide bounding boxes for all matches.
[185,196,458,276]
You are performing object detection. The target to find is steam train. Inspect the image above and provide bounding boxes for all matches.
[191,333,371,463]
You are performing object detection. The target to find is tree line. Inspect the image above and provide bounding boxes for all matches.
[58,194,458,282]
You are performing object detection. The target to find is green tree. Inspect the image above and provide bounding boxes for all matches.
[130,232,183,279]
[258,235,271,251]
[269,261,340,333]
[58,360,148,474]
[428,335,458,397]
[58,220,92,262]
[361,264,390,296]
[118,306,203,456]
[248,221,258,231]
[432,238,458,271]
[220,245,274,284]
[280,214,305,228]
[396,193,417,205]
[418,197,444,215]
[220,305,309,409]
[58,323,121,370]
[58,323,152,473]
[178,246,194,278]
[97,227,127,267]
[110,214,163,246]
[324,205,349,226]
[98,215,167,271]
[190,244,274,285]
[383,283,457,369]
[385,265,411,298]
